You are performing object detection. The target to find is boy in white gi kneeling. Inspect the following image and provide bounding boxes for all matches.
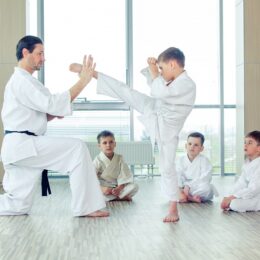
[93,130,138,202]
[177,132,218,203]
[221,131,260,212]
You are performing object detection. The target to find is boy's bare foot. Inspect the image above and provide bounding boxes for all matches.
[111,196,132,202]
[163,213,179,222]
[179,197,188,203]
[69,63,83,73]
[163,201,179,223]
[188,195,201,203]
[86,210,109,217]
[121,196,132,201]
[179,191,188,203]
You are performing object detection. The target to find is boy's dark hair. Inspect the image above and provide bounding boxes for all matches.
[188,132,205,145]
[16,35,43,61]
[157,47,185,67]
[97,130,115,144]
[245,130,260,145]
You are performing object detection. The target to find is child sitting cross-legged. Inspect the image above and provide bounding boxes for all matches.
[93,130,139,202]
[177,132,218,203]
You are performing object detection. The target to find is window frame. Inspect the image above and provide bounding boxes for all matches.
[34,0,236,176]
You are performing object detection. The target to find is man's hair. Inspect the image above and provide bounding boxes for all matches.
[16,35,43,61]
[157,47,185,67]
[97,130,115,144]
[188,132,205,145]
[245,130,260,145]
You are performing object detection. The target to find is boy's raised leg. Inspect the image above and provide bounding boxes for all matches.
[70,63,83,73]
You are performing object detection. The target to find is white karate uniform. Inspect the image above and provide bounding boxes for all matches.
[93,152,138,201]
[176,154,217,201]
[96,69,196,201]
[0,67,106,216]
[229,157,260,212]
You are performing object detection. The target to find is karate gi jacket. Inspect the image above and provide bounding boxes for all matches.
[1,67,72,164]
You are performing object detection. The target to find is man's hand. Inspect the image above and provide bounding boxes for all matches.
[69,55,96,101]
[79,55,96,85]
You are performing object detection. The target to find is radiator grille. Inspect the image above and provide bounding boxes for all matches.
[86,141,155,165]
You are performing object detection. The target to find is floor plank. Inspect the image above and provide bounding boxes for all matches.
[1,176,260,260]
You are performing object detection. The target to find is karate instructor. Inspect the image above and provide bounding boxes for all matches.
[0,35,109,217]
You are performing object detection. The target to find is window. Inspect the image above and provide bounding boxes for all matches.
[43,0,126,101]
[28,0,236,175]
[42,0,131,141]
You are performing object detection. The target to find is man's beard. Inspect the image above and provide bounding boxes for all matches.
[34,64,42,71]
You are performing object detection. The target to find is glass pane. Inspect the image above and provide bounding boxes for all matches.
[223,0,236,104]
[224,109,236,174]
[134,108,221,174]
[133,0,219,105]
[46,111,130,142]
[26,0,37,35]
[44,0,126,100]
[179,109,221,174]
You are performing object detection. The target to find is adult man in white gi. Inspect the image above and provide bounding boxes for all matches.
[0,35,109,217]
[70,47,196,222]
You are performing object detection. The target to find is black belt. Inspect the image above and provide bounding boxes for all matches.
[4,130,52,196]
[5,130,37,136]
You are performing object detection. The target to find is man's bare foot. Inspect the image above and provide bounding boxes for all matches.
[188,195,201,203]
[69,63,83,73]
[163,201,179,223]
[86,210,109,217]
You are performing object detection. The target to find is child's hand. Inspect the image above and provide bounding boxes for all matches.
[147,57,159,79]
[101,187,113,195]
[112,185,124,196]
[220,196,236,210]
[111,188,119,196]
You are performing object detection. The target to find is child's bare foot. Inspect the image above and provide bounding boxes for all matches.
[163,201,179,223]
[163,213,179,222]
[111,196,132,202]
[69,63,83,73]
[179,197,188,203]
[86,210,109,217]
[179,191,188,203]
[121,196,132,201]
[188,195,201,203]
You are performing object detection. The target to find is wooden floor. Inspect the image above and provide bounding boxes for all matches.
[1,176,260,260]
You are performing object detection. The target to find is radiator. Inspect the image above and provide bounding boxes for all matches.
[86,141,155,165]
